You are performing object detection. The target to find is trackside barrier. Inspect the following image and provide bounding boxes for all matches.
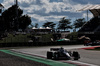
[0,41,82,47]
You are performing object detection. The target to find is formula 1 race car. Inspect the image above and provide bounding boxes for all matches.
[47,47,80,60]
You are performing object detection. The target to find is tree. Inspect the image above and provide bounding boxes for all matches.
[0,16,5,32]
[2,4,31,31]
[35,23,39,28]
[28,24,34,29]
[42,22,56,29]
[57,17,72,31]
[73,18,86,31]
[19,15,31,31]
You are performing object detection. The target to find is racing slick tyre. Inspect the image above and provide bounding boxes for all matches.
[72,51,80,60]
[47,51,53,59]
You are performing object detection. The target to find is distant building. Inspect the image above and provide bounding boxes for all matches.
[25,27,52,34]
[32,27,52,34]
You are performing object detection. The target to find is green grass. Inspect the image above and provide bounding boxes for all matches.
[67,32,78,41]
[0,34,31,43]
[41,34,53,42]
[0,34,53,43]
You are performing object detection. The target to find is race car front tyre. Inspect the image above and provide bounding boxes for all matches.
[47,51,53,59]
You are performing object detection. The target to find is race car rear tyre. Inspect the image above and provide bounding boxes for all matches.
[72,51,80,60]
[47,51,53,59]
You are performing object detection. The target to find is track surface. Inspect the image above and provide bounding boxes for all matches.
[11,45,99,66]
[0,45,100,66]
[0,50,75,66]
[0,51,50,66]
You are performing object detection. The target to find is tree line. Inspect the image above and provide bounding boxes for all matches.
[34,17,86,32]
[0,4,86,34]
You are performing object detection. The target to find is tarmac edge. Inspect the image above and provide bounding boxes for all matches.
[0,50,76,66]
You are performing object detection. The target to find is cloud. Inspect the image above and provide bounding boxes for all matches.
[71,0,100,5]
[82,12,93,19]
[1,0,98,27]
[2,0,14,9]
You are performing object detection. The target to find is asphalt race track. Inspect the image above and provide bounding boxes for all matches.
[0,51,50,66]
[0,50,75,66]
[72,49,100,66]
[9,45,100,66]
[0,45,100,66]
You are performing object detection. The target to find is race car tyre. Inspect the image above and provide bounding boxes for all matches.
[47,51,53,59]
[72,51,80,60]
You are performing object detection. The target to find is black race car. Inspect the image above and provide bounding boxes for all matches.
[47,47,80,60]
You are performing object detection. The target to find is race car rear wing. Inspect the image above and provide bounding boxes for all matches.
[50,48,60,51]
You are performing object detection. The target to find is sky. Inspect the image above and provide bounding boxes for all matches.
[0,0,100,28]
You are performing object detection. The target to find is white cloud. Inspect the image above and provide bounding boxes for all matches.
[2,0,84,14]
[82,13,93,19]
[41,0,72,13]
[29,13,68,23]
[2,0,95,27]
[18,0,36,4]
[30,14,47,22]
[2,0,14,9]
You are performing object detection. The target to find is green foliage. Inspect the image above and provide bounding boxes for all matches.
[57,17,72,31]
[0,34,31,43]
[67,32,78,41]
[40,34,53,42]
[42,22,56,29]
[35,23,39,28]
[0,33,53,43]
[1,4,31,31]
[73,18,86,30]
[19,15,31,31]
